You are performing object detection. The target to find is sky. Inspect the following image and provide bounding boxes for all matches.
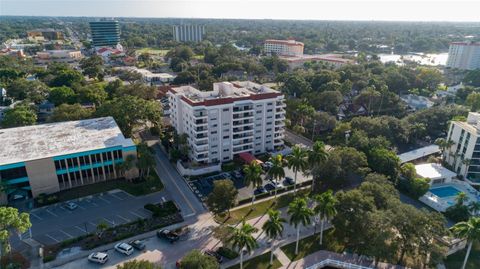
[1,0,480,22]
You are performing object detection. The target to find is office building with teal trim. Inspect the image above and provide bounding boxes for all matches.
[0,117,139,203]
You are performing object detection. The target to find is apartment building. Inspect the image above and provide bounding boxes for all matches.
[446,42,480,70]
[27,29,64,41]
[35,50,83,64]
[264,39,304,56]
[0,117,138,203]
[168,81,286,164]
[445,112,480,185]
[173,25,205,42]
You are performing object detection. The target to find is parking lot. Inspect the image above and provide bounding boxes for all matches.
[188,167,312,202]
[24,190,168,246]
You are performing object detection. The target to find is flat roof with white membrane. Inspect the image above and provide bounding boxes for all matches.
[415,163,457,180]
[398,144,440,163]
[0,117,134,166]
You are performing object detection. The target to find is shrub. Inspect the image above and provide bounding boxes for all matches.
[43,256,55,263]
[217,247,239,259]
[144,201,179,217]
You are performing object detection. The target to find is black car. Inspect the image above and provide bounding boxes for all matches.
[253,186,267,195]
[157,229,180,243]
[204,249,223,263]
[231,170,243,180]
[283,177,295,186]
[128,239,146,250]
[264,183,276,192]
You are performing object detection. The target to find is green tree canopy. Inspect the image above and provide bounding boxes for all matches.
[0,207,31,256]
[49,103,93,122]
[1,105,37,128]
[207,179,238,215]
[180,249,219,269]
[48,86,76,106]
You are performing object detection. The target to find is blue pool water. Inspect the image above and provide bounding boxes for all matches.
[430,186,461,198]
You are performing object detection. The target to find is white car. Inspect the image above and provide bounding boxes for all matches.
[65,202,78,210]
[88,252,108,264]
[114,242,134,255]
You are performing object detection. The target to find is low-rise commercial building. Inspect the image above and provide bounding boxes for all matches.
[446,42,480,70]
[280,54,354,69]
[168,81,286,164]
[35,50,83,64]
[0,117,138,203]
[27,29,64,41]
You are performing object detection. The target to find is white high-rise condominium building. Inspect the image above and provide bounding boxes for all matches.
[446,42,480,70]
[264,39,304,56]
[445,112,480,186]
[173,25,205,42]
[168,81,286,164]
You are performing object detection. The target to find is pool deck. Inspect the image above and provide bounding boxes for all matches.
[420,180,480,212]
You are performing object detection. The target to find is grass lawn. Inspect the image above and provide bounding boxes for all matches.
[280,229,344,261]
[135,48,170,56]
[227,252,282,269]
[55,172,164,201]
[444,241,480,269]
[215,191,307,225]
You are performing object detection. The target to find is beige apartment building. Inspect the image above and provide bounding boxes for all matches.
[168,81,286,164]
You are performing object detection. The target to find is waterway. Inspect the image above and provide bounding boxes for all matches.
[378,52,448,66]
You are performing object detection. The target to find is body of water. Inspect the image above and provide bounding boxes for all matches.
[378,52,449,66]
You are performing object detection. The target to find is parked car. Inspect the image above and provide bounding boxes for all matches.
[231,170,243,180]
[65,202,78,210]
[157,229,180,243]
[128,239,146,250]
[204,249,223,263]
[262,161,274,171]
[88,252,108,264]
[283,177,295,186]
[254,186,267,195]
[270,180,284,189]
[264,183,276,191]
[114,242,134,255]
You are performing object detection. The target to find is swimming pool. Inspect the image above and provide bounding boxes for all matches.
[429,186,462,198]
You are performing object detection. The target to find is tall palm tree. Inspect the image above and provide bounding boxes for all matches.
[307,141,329,191]
[116,155,136,180]
[262,209,286,265]
[267,155,285,198]
[243,161,263,206]
[229,221,258,269]
[463,158,472,177]
[288,197,314,255]
[450,217,480,269]
[287,145,308,194]
[314,190,337,245]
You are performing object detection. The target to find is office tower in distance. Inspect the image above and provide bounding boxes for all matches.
[173,24,205,42]
[89,19,121,48]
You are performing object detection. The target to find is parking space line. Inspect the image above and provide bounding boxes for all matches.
[46,209,58,217]
[74,226,86,233]
[97,196,112,204]
[60,230,73,238]
[77,204,86,210]
[45,234,60,243]
[117,215,130,222]
[103,217,114,225]
[89,221,97,227]
[30,213,42,221]
[129,210,145,219]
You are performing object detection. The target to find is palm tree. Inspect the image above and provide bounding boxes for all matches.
[262,209,286,265]
[468,201,480,216]
[307,141,329,191]
[288,197,314,255]
[116,155,136,180]
[137,143,156,179]
[229,221,258,269]
[450,217,480,269]
[455,192,469,206]
[286,145,308,194]
[463,158,472,177]
[267,155,285,198]
[243,161,263,206]
[314,190,337,245]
